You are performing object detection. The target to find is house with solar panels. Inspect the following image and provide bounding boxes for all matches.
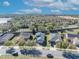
[0,32,15,45]
[50,33,62,47]
[36,32,45,45]
[65,33,79,46]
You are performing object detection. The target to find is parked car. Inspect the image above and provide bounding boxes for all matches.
[47,54,54,58]
[20,49,28,55]
[6,48,18,56]
[12,52,18,56]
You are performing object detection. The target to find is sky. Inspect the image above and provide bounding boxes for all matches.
[0,0,79,15]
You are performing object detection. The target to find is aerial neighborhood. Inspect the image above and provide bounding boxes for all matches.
[1,0,79,58]
[0,15,79,50]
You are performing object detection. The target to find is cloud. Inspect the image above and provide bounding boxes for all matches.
[62,7,79,10]
[48,1,77,10]
[19,8,42,14]
[3,1,10,7]
[23,1,29,5]
[23,0,79,11]
[24,0,55,7]
[51,10,61,12]
[14,12,24,14]
[69,0,79,5]
[33,0,54,3]
[49,0,64,9]
[14,8,42,14]
[51,9,62,15]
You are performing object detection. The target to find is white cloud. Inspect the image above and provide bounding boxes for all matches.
[14,8,42,14]
[14,12,23,14]
[51,10,62,15]
[49,0,64,9]
[72,8,79,10]
[24,0,55,7]
[42,0,53,2]
[23,0,79,11]
[33,0,54,3]
[20,8,42,13]
[64,7,79,10]
[3,1,10,7]
[23,1,29,5]
[51,10,60,12]
[69,0,79,5]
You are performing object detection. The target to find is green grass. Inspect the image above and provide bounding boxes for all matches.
[46,33,51,47]
[0,55,63,59]
[5,35,24,46]
[10,36,20,45]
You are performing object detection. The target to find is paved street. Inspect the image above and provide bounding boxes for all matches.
[0,46,79,59]
[39,49,65,59]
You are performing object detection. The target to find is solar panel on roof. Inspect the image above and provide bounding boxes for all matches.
[68,34,79,38]
[0,33,14,43]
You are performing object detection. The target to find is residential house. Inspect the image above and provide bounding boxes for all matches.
[20,32,31,41]
[50,33,61,47]
[36,32,45,45]
[0,32,15,44]
[65,33,79,46]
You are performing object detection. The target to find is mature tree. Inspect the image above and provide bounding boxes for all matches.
[61,41,68,49]
[43,36,47,46]
[32,28,36,35]
[55,41,62,48]
[47,25,54,31]
[29,35,33,40]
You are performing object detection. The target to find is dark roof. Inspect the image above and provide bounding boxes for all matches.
[68,34,79,38]
[0,33,14,43]
[21,32,31,39]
